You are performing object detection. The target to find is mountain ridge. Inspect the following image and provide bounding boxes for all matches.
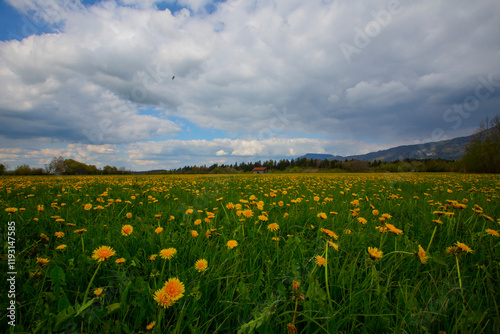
[299,134,472,162]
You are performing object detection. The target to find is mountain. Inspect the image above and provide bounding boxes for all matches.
[300,134,472,162]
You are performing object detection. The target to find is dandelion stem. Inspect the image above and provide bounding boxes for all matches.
[292,298,299,325]
[456,256,462,291]
[81,262,101,309]
[324,240,333,311]
[81,235,85,253]
[426,225,438,253]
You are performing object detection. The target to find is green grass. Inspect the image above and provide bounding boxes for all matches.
[1,173,499,333]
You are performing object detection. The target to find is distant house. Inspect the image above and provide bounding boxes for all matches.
[252,167,268,174]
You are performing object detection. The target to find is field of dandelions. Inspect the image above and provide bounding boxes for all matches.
[1,173,499,333]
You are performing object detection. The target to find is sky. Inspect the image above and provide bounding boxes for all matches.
[0,0,499,171]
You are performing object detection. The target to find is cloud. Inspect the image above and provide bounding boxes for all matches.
[0,0,499,170]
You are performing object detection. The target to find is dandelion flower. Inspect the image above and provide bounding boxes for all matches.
[267,223,279,232]
[56,244,67,250]
[92,245,116,262]
[185,208,193,215]
[372,210,379,216]
[163,277,185,300]
[227,240,238,249]
[328,241,339,251]
[317,212,327,219]
[153,289,175,308]
[417,245,428,264]
[40,233,49,241]
[367,247,383,260]
[159,248,177,260]
[125,212,132,219]
[292,280,300,291]
[191,230,199,237]
[155,227,163,234]
[54,232,65,238]
[149,254,158,261]
[146,321,156,330]
[94,288,103,296]
[115,257,126,264]
[446,246,461,255]
[385,223,403,235]
[195,259,208,272]
[320,228,338,240]
[357,217,368,225]
[456,242,473,253]
[74,228,87,234]
[486,229,499,237]
[243,209,253,218]
[121,225,133,236]
[36,257,50,266]
[194,219,202,225]
[5,208,19,214]
[84,204,92,210]
[315,255,326,267]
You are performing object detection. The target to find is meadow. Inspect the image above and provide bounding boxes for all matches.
[1,173,499,333]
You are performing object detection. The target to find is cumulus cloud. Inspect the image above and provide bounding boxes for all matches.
[0,0,499,169]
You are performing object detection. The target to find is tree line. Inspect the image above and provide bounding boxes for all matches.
[1,116,498,175]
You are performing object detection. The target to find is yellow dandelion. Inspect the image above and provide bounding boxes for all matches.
[317,212,327,219]
[385,223,403,235]
[328,241,339,251]
[163,277,185,300]
[227,240,238,249]
[56,244,67,250]
[320,228,338,240]
[372,210,379,216]
[94,288,103,296]
[191,230,199,237]
[121,224,133,236]
[115,257,126,264]
[367,247,383,260]
[125,212,132,219]
[194,219,202,225]
[40,233,49,241]
[146,321,156,330]
[456,242,473,253]
[149,254,158,261]
[243,209,253,218]
[357,217,368,225]
[36,257,50,266]
[54,231,65,238]
[417,245,428,264]
[315,255,326,267]
[267,223,279,232]
[185,208,193,215]
[5,207,18,213]
[194,259,208,272]
[153,289,175,308]
[84,203,92,210]
[486,229,499,237]
[159,248,177,260]
[91,245,116,262]
[155,227,163,234]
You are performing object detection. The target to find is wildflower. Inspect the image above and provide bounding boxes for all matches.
[115,258,126,264]
[227,240,238,249]
[417,245,428,264]
[243,209,253,218]
[55,218,65,222]
[40,233,49,241]
[194,219,202,225]
[272,237,280,241]
[191,230,199,237]
[91,246,116,262]
[146,321,156,330]
[163,277,185,300]
[185,208,193,215]
[357,217,368,225]
[375,226,388,233]
[292,280,300,291]
[125,212,132,219]
[372,210,379,216]
[446,246,461,256]
[486,229,499,237]
[344,229,351,234]
[328,241,339,251]
[56,244,67,250]
[54,232,65,238]
[320,228,338,240]
[153,289,175,308]
[36,257,50,266]
[226,202,234,210]
[317,212,327,219]
[433,219,443,225]
[84,204,92,210]
[5,207,18,213]
[314,196,320,201]
[94,288,103,296]
[367,247,383,260]
[385,223,403,235]
[37,205,44,212]
[456,242,473,253]
[149,254,158,261]
[287,323,298,333]
[267,223,279,232]
[121,225,133,236]
[381,213,392,219]
[195,259,208,272]
[258,215,269,221]
[74,228,87,234]
[315,255,326,267]
[159,248,177,260]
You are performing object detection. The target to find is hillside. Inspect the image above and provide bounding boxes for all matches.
[300,134,471,162]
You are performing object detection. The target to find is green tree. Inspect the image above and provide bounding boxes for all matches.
[462,116,500,173]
